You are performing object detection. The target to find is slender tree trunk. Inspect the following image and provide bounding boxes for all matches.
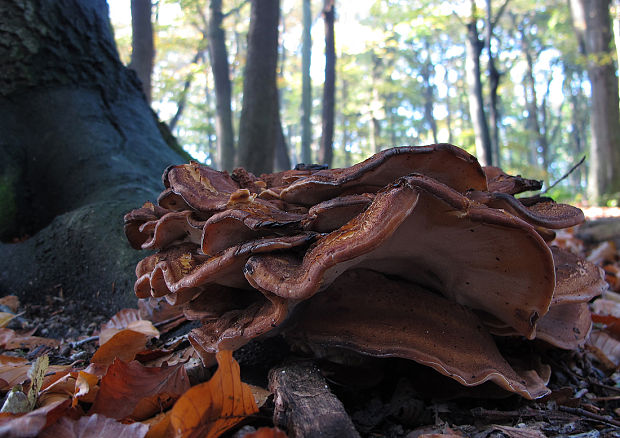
[319,0,336,167]
[370,53,383,154]
[129,0,154,103]
[571,0,620,200]
[301,0,313,164]
[237,0,280,174]
[0,0,185,310]
[485,0,502,166]
[421,46,438,144]
[169,50,205,132]
[465,6,493,166]
[208,0,236,171]
[342,78,352,167]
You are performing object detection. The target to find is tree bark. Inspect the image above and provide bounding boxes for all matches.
[129,0,154,103]
[465,1,493,166]
[208,0,236,171]
[301,0,313,165]
[237,0,280,175]
[0,0,185,310]
[571,0,620,201]
[319,0,336,167]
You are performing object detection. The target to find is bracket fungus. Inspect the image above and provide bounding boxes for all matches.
[125,144,605,399]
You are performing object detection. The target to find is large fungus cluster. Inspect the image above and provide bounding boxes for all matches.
[125,144,607,399]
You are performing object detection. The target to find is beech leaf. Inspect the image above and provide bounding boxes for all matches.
[38,413,149,438]
[91,329,154,367]
[90,359,190,421]
[168,350,258,438]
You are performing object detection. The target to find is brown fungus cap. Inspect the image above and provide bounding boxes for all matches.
[286,269,550,399]
[483,166,543,195]
[245,173,555,339]
[279,144,488,205]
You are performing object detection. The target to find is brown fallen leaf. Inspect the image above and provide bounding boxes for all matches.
[0,399,70,438]
[168,350,258,438]
[38,413,149,438]
[0,356,30,391]
[90,359,190,421]
[0,328,59,350]
[0,313,17,329]
[587,330,620,368]
[0,296,20,313]
[99,308,159,346]
[91,329,155,368]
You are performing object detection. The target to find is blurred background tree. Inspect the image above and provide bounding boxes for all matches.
[110,0,620,204]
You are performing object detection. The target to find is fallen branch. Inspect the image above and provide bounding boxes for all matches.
[558,405,620,428]
[269,360,360,438]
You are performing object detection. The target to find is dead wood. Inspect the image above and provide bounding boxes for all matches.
[268,360,361,438]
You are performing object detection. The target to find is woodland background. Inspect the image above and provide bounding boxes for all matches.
[112,0,620,203]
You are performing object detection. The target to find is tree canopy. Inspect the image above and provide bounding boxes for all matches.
[110,0,620,203]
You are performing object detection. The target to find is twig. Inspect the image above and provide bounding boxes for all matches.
[69,336,99,348]
[558,405,620,427]
[542,155,586,194]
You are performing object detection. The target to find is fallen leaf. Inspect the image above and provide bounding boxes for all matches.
[0,313,17,329]
[0,356,31,390]
[0,328,59,350]
[587,330,620,368]
[90,359,189,421]
[168,350,258,438]
[0,296,19,313]
[244,427,288,438]
[38,413,149,438]
[144,411,172,438]
[1,385,29,414]
[0,399,70,438]
[99,308,160,346]
[73,371,99,405]
[248,384,271,408]
[27,355,49,410]
[91,329,154,367]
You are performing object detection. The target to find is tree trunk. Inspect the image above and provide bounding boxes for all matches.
[421,46,438,144]
[237,0,280,175]
[319,0,336,167]
[208,0,236,171]
[301,0,313,164]
[571,0,620,201]
[485,0,502,167]
[129,0,154,103]
[465,1,493,166]
[0,0,185,311]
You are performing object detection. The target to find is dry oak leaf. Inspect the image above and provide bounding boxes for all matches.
[89,358,190,421]
[38,413,149,438]
[0,328,59,350]
[0,399,70,438]
[167,350,258,438]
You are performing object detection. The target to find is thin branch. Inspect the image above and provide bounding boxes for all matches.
[223,0,249,19]
[542,156,586,194]
[491,0,511,30]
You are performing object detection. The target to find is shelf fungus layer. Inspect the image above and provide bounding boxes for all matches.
[125,144,605,399]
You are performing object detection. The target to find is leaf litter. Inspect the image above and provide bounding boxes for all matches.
[0,210,619,436]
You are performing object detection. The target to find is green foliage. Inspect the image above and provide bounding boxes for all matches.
[108,0,606,202]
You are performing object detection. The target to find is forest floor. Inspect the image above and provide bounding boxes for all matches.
[1,208,620,437]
